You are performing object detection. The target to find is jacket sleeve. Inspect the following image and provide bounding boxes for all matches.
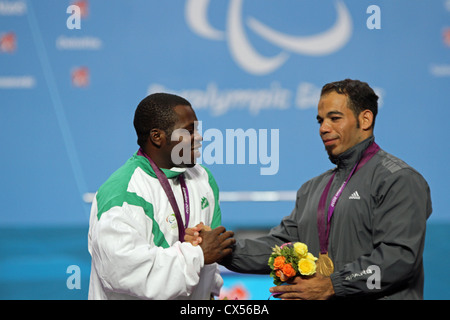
[90,202,204,299]
[221,197,303,274]
[330,168,432,298]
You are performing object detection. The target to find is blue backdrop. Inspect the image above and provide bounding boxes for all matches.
[1,0,449,299]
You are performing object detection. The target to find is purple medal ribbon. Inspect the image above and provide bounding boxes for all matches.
[138,149,190,242]
[317,142,380,254]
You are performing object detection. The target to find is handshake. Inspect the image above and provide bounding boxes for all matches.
[184,223,236,264]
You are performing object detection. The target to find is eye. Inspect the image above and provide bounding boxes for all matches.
[331,117,341,122]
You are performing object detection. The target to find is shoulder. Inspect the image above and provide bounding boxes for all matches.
[375,149,413,174]
[369,149,432,216]
[373,149,426,182]
[98,157,137,194]
[371,149,430,195]
[98,155,149,195]
[95,155,154,216]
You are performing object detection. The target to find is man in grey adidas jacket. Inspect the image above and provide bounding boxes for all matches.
[187,79,432,299]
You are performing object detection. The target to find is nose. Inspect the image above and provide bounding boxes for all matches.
[319,121,331,136]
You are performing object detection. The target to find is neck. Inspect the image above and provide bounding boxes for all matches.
[329,136,375,169]
[140,147,173,169]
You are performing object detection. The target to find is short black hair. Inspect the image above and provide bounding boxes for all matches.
[321,79,378,128]
[133,92,191,148]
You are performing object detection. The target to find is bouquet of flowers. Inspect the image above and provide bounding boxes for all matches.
[268,242,318,285]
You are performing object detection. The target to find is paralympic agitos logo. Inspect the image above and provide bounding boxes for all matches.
[185,0,352,75]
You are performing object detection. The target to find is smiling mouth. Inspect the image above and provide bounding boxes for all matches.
[323,138,338,147]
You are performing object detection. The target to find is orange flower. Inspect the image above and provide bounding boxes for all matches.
[273,256,286,270]
[275,269,289,282]
[282,263,297,279]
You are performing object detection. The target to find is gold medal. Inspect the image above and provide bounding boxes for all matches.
[317,252,334,276]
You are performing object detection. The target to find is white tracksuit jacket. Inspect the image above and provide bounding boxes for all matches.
[88,152,223,300]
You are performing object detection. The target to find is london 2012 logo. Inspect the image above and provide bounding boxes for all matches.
[185,0,352,75]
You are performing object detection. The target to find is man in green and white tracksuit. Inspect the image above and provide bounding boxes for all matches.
[88,93,234,300]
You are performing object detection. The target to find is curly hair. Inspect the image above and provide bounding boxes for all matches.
[321,79,378,128]
[133,93,191,148]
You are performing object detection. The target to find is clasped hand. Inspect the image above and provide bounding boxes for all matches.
[184,222,236,264]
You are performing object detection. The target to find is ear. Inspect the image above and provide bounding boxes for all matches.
[359,109,374,131]
[149,128,166,147]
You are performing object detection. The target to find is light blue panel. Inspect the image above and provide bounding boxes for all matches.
[1,0,447,227]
